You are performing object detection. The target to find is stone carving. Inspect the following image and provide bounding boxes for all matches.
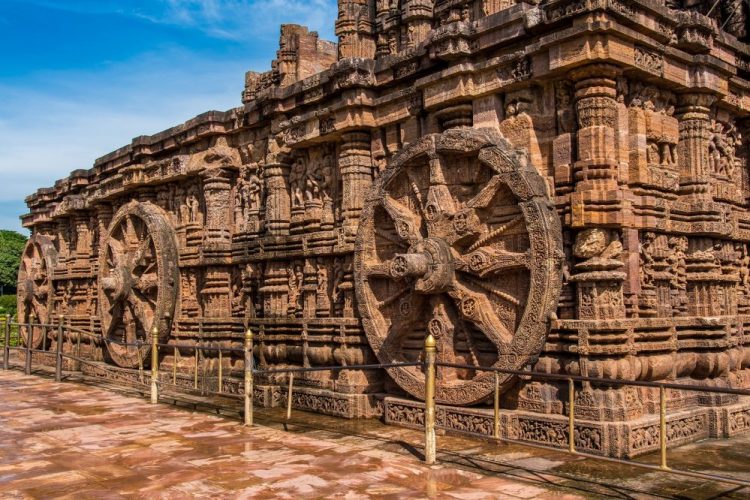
[98,202,179,367]
[355,129,563,405]
[18,1,750,459]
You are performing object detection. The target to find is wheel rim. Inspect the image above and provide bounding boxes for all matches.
[98,201,178,368]
[354,129,563,405]
[17,235,57,349]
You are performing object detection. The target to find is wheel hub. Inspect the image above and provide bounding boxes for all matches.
[391,237,454,294]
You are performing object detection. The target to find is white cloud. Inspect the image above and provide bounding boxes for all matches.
[0,48,262,214]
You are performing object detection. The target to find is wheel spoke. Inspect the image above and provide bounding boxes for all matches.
[365,262,393,278]
[466,215,523,253]
[455,248,531,278]
[465,175,503,209]
[134,272,158,292]
[448,282,513,348]
[382,194,423,245]
[131,235,152,268]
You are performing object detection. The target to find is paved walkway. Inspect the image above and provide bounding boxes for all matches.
[0,371,575,499]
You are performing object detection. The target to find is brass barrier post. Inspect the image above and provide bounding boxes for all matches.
[244,329,253,427]
[3,315,10,370]
[173,346,177,385]
[55,315,64,382]
[194,348,199,389]
[493,371,500,439]
[75,328,82,371]
[26,313,34,375]
[151,326,159,404]
[137,340,144,384]
[660,385,669,470]
[218,349,223,394]
[568,378,575,454]
[424,334,437,465]
[286,373,294,420]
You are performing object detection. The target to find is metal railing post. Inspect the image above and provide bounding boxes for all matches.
[55,315,64,381]
[137,340,144,384]
[244,329,253,427]
[75,328,82,371]
[286,373,294,420]
[424,334,437,465]
[172,346,177,385]
[3,315,10,370]
[194,348,199,389]
[568,378,575,454]
[218,348,223,394]
[493,371,500,439]
[26,313,34,375]
[660,385,669,470]
[151,326,159,404]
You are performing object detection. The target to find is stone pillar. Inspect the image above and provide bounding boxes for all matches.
[401,0,433,50]
[264,162,291,235]
[570,64,620,193]
[336,0,376,59]
[676,93,716,200]
[261,262,290,318]
[200,267,231,318]
[202,168,233,244]
[302,259,317,318]
[339,131,374,230]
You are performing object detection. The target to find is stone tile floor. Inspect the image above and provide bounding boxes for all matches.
[0,369,748,499]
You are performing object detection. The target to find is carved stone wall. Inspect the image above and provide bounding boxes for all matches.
[18,0,750,457]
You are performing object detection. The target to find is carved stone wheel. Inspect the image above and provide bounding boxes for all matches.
[17,234,57,349]
[354,129,563,406]
[99,201,178,368]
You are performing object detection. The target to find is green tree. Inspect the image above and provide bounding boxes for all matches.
[0,230,27,294]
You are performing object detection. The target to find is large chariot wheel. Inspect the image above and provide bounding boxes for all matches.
[17,234,57,349]
[354,129,563,405]
[98,201,178,368]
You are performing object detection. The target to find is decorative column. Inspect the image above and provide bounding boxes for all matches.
[263,162,291,235]
[260,263,289,317]
[200,267,231,318]
[676,93,716,200]
[570,64,620,194]
[339,131,374,231]
[73,214,91,270]
[336,0,376,59]
[202,168,233,244]
[401,0,433,50]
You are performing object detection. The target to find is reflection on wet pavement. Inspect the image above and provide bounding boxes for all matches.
[1,369,748,499]
[0,371,574,498]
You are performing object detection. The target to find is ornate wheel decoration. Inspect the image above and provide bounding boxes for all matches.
[354,129,563,405]
[99,201,178,368]
[17,235,57,349]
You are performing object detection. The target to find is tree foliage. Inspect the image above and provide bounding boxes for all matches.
[0,230,27,291]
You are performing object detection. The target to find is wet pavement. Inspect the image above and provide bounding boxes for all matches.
[0,369,748,499]
[0,371,576,499]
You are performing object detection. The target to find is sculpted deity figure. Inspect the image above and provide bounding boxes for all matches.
[290,157,306,207]
[247,173,262,209]
[186,187,201,224]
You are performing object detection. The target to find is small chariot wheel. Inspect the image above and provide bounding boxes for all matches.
[98,201,178,368]
[354,129,563,405]
[17,234,57,349]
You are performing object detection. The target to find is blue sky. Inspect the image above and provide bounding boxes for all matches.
[0,0,337,234]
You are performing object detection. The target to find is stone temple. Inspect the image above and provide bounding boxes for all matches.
[17,0,750,458]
